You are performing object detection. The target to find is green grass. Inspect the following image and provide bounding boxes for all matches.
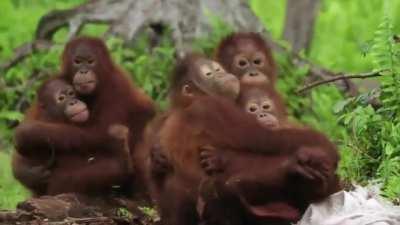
[0,151,29,209]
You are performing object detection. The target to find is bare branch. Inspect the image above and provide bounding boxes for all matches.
[0,40,53,72]
[35,9,79,40]
[297,71,382,94]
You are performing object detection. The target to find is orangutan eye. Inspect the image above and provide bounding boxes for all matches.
[262,100,273,111]
[247,104,258,113]
[254,58,262,65]
[67,90,75,97]
[234,55,249,69]
[74,59,82,65]
[57,95,66,102]
[238,59,248,68]
[253,52,265,67]
[88,59,95,65]
[206,72,212,76]
[263,104,271,110]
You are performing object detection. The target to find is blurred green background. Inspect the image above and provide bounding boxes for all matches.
[1,0,400,208]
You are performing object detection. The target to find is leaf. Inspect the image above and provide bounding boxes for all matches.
[384,143,394,156]
[0,111,23,121]
[333,98,353,114]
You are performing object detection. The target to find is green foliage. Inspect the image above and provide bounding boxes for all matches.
[107,36,175,109]
[250,0,287,39]
[116,207,134,220]
[0,0,86,148]
[251,0,400,72]
[274,52,347,140]
[192,15,234,55]
[336,13,400,199]
[252,0,400,199]
[139,206,159,220]
[0,0,85,60]
[1,45,64,148]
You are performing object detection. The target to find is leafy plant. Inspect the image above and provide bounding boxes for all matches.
[336,13,400,199]
[116,207,134,220]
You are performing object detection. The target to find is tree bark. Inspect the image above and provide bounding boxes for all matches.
[283,0,320,53]
[35,0,264,49]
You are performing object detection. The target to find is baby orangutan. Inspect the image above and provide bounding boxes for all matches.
[197,71,338,225]
[198,94,339,225]
[133,54,243,225]
[13,78,133,196]
[37,78,90,123]
[237,84,288,129]
[215,32,277,86]
[141,53,340,225]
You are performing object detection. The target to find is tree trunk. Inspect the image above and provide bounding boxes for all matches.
[283,0,320,54]
[35,0,264,50]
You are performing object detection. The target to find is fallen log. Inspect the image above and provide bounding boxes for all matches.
[0,194,158,225]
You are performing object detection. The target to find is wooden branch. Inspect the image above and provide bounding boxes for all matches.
[296,71,382,93]
[35,9,79,40]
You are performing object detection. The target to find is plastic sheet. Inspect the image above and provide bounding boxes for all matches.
[296,186,400,225]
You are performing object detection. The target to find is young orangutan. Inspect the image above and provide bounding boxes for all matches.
[14,37,155,196]
[13,78,132,196]
[133,53,241,205]
[139,53,339,225]
[197,86,339,225]
[237,83,289,129]
[214,32,277,86]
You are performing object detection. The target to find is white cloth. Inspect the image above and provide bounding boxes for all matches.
[296,186,400,225]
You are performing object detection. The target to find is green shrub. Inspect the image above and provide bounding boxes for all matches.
[335,14,400,199]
